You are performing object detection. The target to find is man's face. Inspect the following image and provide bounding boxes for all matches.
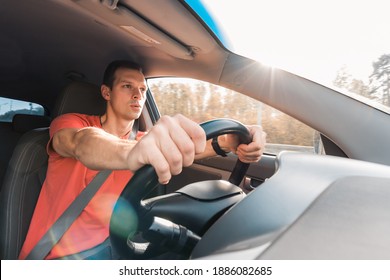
[108,68,147,121]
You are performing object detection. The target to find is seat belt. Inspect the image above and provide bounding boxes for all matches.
[25,120,139,260]
[25,170,112,260]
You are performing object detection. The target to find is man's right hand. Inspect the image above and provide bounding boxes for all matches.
[127,114,206,184]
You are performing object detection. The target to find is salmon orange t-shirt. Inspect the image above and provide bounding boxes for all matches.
[19,113,143,259]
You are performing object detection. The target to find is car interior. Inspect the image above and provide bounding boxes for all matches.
[1,0,390,260]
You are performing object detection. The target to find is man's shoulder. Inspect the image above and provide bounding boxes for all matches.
[50,113,100,134]
[54,113,98,121]
[53,113,99,125]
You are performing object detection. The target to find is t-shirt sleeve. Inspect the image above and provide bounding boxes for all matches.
[135,131,146,141]
[47,113,92,157]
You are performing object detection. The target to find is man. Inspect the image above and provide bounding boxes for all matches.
[19,60,266,259]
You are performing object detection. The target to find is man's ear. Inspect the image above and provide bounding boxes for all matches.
[101,85,111,101]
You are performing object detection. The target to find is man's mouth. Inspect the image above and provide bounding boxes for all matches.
[130,102,141,109]
[130,101,140,106]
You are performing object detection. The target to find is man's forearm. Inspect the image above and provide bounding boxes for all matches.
[71,127,136,170]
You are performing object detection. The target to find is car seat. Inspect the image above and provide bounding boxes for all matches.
[0,114,51,192]
[0,81,105,259]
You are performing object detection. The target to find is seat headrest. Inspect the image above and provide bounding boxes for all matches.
[12,114,51,133]
[52,81,106,117]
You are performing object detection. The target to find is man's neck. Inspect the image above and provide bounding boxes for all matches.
[100,114,134,138]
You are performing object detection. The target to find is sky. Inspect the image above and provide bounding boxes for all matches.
[202,0,390,86]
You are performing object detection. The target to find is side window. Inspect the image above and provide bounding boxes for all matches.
[0,97,45,122]
[148,78,322,155]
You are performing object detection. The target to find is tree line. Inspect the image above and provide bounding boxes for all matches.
[333,54,390,107]
[150,80,315,147]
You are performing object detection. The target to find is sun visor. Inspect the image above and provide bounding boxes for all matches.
[68,0,193,60]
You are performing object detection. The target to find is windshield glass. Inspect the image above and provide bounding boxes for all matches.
[186,0,390,110]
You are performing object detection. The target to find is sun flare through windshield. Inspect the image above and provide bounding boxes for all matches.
[186,0,390,111]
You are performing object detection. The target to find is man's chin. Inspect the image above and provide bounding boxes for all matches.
[126,112,141,121]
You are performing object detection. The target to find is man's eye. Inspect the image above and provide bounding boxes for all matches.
[123,84,132,89]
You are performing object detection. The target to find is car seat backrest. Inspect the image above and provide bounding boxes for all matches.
[0,114,51,193]
[0,81,104,259]
[0,121,22,193]
[0,128,50,259]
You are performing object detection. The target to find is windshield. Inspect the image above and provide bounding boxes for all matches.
[186,0,390,110]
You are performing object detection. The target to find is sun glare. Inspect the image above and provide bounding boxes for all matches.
[202,0,390,86]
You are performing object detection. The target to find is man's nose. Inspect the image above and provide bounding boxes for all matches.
[132,89,142,99]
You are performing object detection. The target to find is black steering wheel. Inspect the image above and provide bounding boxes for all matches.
[109,118,251,259]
